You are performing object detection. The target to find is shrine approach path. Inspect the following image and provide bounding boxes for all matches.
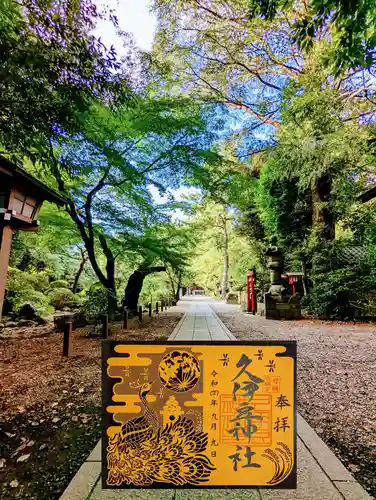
[59,296,371,500]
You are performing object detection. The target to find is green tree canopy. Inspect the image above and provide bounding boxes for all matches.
[247,0,376,74]
[35,95,222,316]
[0,0,129,163]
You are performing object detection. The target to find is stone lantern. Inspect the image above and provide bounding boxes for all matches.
[0,157,66,319]
[260,236,301,319]
[265,235,285,302]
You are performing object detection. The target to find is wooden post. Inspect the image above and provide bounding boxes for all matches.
[63,320,72,357]
[101,314,108,339]
[148,303,152,317]
[161,299,164,311]
[246,272,251,313]
[123,308,128,329]
[250,271,256,315]
[156,302,159,314]
[301,260,308,296]
[138,305,142,322]
[0,225,13,321]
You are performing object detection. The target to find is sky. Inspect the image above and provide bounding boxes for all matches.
[94,1,202,217]
[94,0,156,54]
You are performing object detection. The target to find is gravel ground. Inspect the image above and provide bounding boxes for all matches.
[0,312,182,500]
[212,302,376,498]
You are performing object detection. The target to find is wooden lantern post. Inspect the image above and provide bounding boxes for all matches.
[0,158,66,320]
[0,225,13,318]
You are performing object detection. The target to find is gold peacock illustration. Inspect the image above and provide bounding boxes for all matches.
[107,380,215,486]
[117,382,159,451]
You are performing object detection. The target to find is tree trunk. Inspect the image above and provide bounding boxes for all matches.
[175,272,182,303]
[63,185,118,318]
[99,234,117,321]
[123,265,166,316]
[166,267,176,298]
[107,287,117,321]
[301,260,308,296]
[221,215,229,298]
[105,256,116,320]
[106,267,116,321]
[313,176,335,241]
[72,249,88,294]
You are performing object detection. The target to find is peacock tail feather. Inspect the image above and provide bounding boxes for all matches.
[107,415,215,487]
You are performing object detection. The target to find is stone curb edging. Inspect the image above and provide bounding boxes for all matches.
[297,415,372,499]
[208,303,237,340]
[213,306,372,500]
[167,311,187,340]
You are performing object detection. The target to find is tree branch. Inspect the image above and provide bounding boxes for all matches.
[190,66,280,127]
[341,87,376,100]
[192,0,246,23]
[66,200,108,286]
[48,137,67,194]
[84,168,110,243]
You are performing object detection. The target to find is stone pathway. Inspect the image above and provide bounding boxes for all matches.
[169,297,236,341]
[60,297,372,500]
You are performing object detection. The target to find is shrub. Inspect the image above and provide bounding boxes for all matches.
[6,268,49,312]
[85,324,103,338]
[81,284,108,320]
[77,288,88,298]
[6,267,37,294]
[48,288,80,310]
[14,292,53,317]
[29,271,50,292]
[304,239,376,319]
[48,280,69,291]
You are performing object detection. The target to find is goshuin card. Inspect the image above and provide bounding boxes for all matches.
[102,341,296,489]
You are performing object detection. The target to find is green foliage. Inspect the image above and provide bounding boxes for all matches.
[186,199,262,293]
[6,267,49,295]
[228,234,261,289]
[139,273,171,306]
[5,268,53,316]
[247,0,376,74]
[30,272,50,293]
[86,323,104,338]
[337,202,376,245]
[47,288,80,310]
[47,280,69,291]
[276,74,369,193]
[251,67,372,252]
[303,239,376,318]
[2,0,374,323]
[81,284,108,319]
[257,162,312,251]
[36,93,221,317]
[0,0,126,163]
[152,0,285,136]
[152,0,375,164]
[15,294,53,316]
